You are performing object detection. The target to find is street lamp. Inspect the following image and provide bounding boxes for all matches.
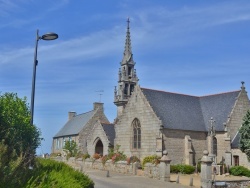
[30,29,58,125]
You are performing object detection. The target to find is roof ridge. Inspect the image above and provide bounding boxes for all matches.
[199,90,240,98]
[141,87,241,98]
[141,87,198,97]
[76,110,95,116]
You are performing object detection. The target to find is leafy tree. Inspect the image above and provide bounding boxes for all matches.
[63,140,79,158]
[239,110,250,161]
[0,92,41,186]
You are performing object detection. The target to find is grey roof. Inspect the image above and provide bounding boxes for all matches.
[231,131,240,148]
[102,123,115,146]
[200,91,240,131]
[54,110,95,138]
[141,88,240,132]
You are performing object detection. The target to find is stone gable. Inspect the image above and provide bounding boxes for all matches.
[227,89,250,139]
[115,85,162,160]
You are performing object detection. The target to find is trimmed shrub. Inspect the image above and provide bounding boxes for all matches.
[170,164,195,174]
[142,155,160,169]
[230,166,250,177]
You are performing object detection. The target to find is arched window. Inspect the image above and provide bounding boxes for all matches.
[132,118,141,149]
[213,137,217,156]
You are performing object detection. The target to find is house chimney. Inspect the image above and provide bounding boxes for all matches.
[68,111,76,120]
[93,102,104,112]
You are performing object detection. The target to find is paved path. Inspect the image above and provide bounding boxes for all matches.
[83,169,189,188]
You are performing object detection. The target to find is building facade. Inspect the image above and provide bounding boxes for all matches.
[53,19,250,168]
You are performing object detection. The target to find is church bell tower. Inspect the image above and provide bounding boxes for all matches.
[114,18,138,118]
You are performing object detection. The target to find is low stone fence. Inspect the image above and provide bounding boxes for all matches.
[52,154,250,188]
[143,163,160,179]
[53,157,139,175]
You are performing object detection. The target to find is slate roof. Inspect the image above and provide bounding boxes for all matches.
[102,123,115,146]
[54,110,95,138]
[141,88,240,132]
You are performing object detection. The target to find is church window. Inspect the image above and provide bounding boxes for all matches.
[124,84,128,95]
[132,118,141,149]
[128,67,132,76]
[56,139,60,149]
[213,137,217,156]
[63,137,66,147]
[130,85,134,95]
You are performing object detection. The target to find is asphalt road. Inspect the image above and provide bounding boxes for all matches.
[83,169,189,188]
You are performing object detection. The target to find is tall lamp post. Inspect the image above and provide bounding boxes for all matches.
[30,29,58,125]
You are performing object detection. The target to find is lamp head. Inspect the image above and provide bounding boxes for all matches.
[41,32,58,40]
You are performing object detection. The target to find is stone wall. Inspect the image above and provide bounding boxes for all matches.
[115,86,162,160]
[162,129,207,165]
[54,157,137,175]
[227,88,250,139]
[87,121,112,156]
[231,148,250,168]
[52,135,79,154]
[78,104,110,153]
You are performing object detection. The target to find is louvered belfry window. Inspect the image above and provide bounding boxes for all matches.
[132,118,141,149]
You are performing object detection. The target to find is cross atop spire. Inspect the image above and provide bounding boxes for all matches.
[127,17,130,29]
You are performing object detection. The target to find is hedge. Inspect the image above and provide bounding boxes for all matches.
[170,164,195,174]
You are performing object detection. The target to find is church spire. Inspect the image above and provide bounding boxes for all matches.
[121,18,133,65]
[114,18,138,118]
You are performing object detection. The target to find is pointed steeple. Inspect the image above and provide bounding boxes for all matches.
[114,18,138,118]
[121,18,134,65]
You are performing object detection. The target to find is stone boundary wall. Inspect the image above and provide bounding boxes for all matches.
[52,157,250,187]
[214,180,250,188]
[53,157,138,175]
[143,163,160,179]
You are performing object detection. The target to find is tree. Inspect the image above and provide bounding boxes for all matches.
[63,140,79,158]
[239,110,250,161]
[0,92,42,185]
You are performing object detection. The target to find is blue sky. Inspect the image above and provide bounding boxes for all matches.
[1,0,250,154]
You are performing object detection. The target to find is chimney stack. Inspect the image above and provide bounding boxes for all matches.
[93,102,104,112]
[68,111,76,120]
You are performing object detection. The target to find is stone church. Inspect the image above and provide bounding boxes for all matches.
[52,19,250,167]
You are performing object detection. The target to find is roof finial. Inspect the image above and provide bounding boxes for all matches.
[241,81,245,90]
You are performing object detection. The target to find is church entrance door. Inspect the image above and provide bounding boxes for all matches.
[95,139,103,156]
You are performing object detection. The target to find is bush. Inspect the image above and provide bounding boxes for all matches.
[83,153,90,160]
[170,164,195,174]
[230,166,250,177]
[142,155,160,169]
[27,158,94,188]
[127,156,140,165]
[93,153,101,159]
[106,145,127,164]
[50,153,61,158]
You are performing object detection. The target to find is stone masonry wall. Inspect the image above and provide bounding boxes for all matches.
[231,149,250,169]
[52,135,79,154]
[227,89,250,139]
[78,107,110,154]
[115,86,162,161]
[162,129,207,165]
[87,121,111,156]
[215,133,231,164]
